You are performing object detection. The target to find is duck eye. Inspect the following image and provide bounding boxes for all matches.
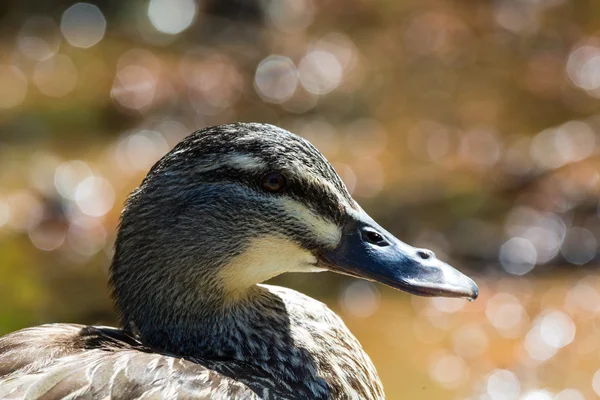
[261,172,287,193]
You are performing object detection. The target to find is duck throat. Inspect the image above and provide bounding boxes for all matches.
[109,232,323,357]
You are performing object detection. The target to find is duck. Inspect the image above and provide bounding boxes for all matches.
[0,123,478,399]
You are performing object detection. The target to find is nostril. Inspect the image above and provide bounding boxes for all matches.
[363,230,388,246]
[417,249,435,260]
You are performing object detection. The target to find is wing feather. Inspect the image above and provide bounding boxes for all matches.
[0,324,265,400]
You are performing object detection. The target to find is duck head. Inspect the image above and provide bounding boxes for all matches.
[111,123,477,336]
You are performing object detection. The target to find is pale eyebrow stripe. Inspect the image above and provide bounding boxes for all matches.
[226,154,267,171]
[278,197,342,248]
[194,153,267,174]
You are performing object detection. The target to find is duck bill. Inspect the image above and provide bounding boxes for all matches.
[320,210,478,300]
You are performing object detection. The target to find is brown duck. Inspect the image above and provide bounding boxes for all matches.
[0,123,478,399]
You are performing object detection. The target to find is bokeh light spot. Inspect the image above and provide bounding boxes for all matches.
[33,54,78,98]
[567,45,600,97]
[75,176,115,217]
[18,16,61,61]
[29,222,66,251]
[561,227,597,265]
[539,310,576,349]
[115,130,169,172]
[486,369,520,400]
[520,390,554,400]
[254,56,298,104]
[55,160,93,200]
[265,0,314,33]
[67,217,107,257]
[525,310,575,362]
[111,62,157,111]
[5,191,43,232]
[452,323,488,358]
[428,353,469,389]
[148,0,197,35]
[340,280,381,318]
[499,237,537,275]
[299,50,343,95]
[593,370,600,396]
[555,389,585,400]
[486,293,529,338]
[60,3,107,48]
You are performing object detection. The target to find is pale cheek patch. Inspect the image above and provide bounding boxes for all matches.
[279,198,342,249]
[220,236,323,295]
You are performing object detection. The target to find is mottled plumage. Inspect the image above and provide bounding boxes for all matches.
[0,123,477,399]
[0,286,381,399]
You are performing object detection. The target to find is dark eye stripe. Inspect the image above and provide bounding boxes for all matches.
[187,166,345,223]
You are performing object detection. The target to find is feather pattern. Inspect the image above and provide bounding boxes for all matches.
[0,325,264,399]
[0,286,383,399]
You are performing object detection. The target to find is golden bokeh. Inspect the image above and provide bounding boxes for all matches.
[1,1,600,398]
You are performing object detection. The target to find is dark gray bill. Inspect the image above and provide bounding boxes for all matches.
[319,210,478,300]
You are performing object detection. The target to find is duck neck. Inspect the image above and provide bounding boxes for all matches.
[121,281,336,399]
[174,286,290,360]
[111,259,268,360]
[110,238,302,362]
[168,286,287,360]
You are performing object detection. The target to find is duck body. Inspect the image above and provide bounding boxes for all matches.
[0,286,381,399]
[0,123,477,399]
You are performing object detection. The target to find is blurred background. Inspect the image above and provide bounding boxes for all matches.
[0,0,599,398]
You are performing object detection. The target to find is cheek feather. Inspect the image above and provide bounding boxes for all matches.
[219,236,322,297]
